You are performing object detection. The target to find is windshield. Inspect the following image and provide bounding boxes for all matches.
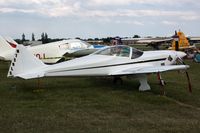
[59,40,91,50]
[94,45,131,57]
[131,47,143,59]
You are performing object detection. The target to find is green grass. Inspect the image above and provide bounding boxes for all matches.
[0,60,200,133]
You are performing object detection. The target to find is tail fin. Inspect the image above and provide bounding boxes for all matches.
[8,45,47,79]
[171,30,190,50]
[4,36,18,48]
[0,36,15,53]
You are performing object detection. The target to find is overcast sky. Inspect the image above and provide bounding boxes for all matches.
[0,0,199,39]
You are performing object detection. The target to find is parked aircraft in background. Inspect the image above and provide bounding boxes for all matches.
[0,36,103,63]
[168,30,196,50]
[187,37,200,45]
[121,30,197,50]
[122,37,173,49]
[8,45,189,91]
[3,36,18,47]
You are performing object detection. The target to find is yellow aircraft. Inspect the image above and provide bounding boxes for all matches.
[169,30,195,50]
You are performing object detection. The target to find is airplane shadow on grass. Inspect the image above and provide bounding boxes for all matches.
[8,77,142,93]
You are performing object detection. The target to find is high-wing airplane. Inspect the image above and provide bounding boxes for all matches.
[8,45,189,91]
[122,30,196,50]
[0,36,102,63]
[121,37,173,49]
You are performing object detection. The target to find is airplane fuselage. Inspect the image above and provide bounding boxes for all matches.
[0,39,92,63]
[44,50,179,77]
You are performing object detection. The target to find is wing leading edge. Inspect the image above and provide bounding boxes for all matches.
[110,65,189,76]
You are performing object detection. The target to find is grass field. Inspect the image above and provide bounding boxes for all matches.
[0,60,200,133]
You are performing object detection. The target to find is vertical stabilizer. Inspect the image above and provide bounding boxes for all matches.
[171,30,190,50]
[8,45,47,79]
[4,36,18,48]
[0,36,14,53]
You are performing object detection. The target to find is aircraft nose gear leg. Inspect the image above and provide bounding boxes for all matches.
[138,75,151,91]
[177,57,192,93]
[157,72,166,86]
[157,73,166,95]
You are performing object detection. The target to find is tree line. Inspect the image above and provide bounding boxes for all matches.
[15,33,141,45]
[15,33,63,44]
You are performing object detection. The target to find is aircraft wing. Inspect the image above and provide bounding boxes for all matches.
[110,65,189,76]
[63,45,105,57]
[64,48,98,57]
[137,38,173,44]
[136,38,173,50]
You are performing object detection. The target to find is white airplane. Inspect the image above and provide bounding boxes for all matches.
[8,45,189,91]
[0,36,101,64]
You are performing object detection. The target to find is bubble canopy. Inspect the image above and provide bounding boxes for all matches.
[93,45,143,59]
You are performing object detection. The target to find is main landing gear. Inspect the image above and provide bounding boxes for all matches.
[113,75,151,91]
[137,74,151,91]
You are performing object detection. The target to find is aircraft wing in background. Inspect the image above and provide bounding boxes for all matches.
[63,45,106,57]
[122,38,173,49]
[137,38,173,44]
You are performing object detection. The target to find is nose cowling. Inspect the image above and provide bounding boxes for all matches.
[176,51,187,59]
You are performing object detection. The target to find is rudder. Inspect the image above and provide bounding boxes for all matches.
[8,45,47,79]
